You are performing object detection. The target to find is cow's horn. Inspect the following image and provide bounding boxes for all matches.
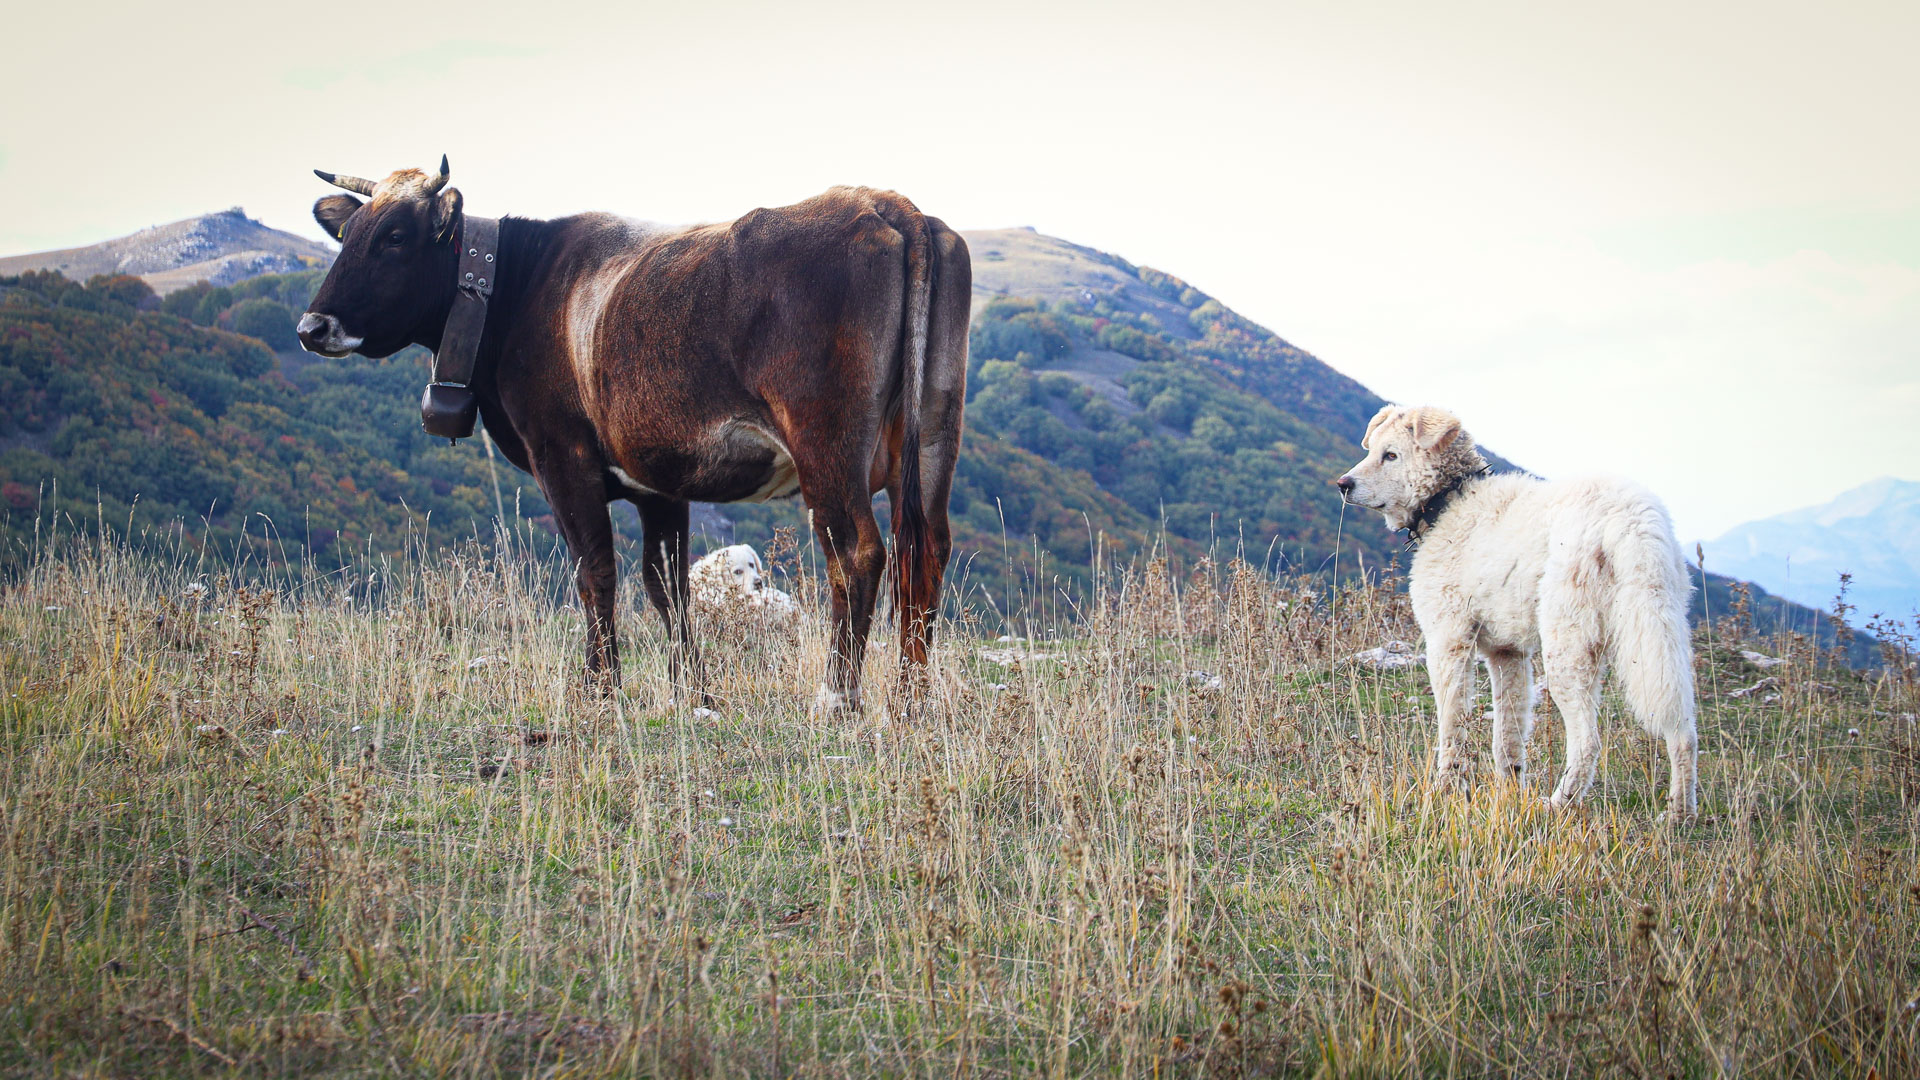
[423,154,450,195]
[314,169,377,197]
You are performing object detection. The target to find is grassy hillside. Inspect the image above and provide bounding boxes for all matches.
[1,536,1914,1075]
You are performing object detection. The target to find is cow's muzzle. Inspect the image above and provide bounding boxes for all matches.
[296,312,364,358]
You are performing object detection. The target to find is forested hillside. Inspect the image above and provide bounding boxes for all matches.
[0,271,509,560]
[0,259,1872,657]
[960,295,1387,562]
[0,269,1171,603]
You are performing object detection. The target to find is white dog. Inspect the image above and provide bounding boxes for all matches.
[690,544,798,617]
[1336,405,1698,820]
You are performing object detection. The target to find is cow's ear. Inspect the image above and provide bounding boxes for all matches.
[314,194,363,240]
[313,194,363,241]
[1360,404,1397,449]
[1411,407,1463,452]
[431,186,463,241]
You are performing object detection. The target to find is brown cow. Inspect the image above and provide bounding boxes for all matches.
[296,159,968,712]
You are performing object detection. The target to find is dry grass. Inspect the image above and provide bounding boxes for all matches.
[1,523,1916,1078]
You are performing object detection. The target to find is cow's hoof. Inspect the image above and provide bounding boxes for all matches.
[813,685,857,716]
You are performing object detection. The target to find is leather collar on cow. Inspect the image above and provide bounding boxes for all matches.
[420,216,501,442]
[1402,464,1493,551]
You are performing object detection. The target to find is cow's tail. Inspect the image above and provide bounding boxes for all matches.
[891,204,938,667]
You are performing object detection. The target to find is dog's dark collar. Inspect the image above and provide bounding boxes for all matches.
[1402,465,1493,551]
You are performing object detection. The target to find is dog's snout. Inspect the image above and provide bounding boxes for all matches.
[1334,475,1356,493]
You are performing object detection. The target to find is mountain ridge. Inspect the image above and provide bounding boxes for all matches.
[0,209,335,295]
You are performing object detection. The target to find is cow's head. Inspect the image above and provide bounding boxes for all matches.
[297,156,464,359]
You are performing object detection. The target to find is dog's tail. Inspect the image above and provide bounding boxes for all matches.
[1605,494,1697,741]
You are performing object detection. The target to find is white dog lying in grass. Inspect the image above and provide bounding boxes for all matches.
[1336,405,1698,820]
[690,544,798,617]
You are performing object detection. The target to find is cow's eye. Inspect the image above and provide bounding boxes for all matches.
[385,230,406,247]
[1383,451,1398,462]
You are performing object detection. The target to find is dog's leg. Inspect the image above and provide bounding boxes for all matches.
[1426,642,1476,791]
[1541,641,1603,808]
[1540,569,1608,809]
[1665,729,1699,822]
[1487,650,1534,787]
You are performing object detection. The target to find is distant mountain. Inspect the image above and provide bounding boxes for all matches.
[1703,477,1920,626]
[0,210,335,295]
[963,228,1523,464]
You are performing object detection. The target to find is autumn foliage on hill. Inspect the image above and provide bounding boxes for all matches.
[0,270,515,561]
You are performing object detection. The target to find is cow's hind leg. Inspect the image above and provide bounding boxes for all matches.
[882,422,955,679]
[634,495,708,707]
[804,484,887,715]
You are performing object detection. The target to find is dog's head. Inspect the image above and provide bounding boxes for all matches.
[1333,405,1485,531]
[695,544,769,594]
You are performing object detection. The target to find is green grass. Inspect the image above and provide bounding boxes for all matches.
[1,532,1916,1077]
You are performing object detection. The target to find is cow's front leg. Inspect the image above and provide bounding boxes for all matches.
[635,495,708,707]
[538,461,621,691]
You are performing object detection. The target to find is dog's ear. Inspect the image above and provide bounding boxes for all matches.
[1361,405,1397,449]
[1411,407,1463,452]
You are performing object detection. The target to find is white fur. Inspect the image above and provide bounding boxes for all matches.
[690,544,798,616]
[607,465,659,497]
[1338,405,1699,820]
[714,422,801,502]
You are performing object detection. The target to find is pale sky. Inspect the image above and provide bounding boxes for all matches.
[4,0,1916,543]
